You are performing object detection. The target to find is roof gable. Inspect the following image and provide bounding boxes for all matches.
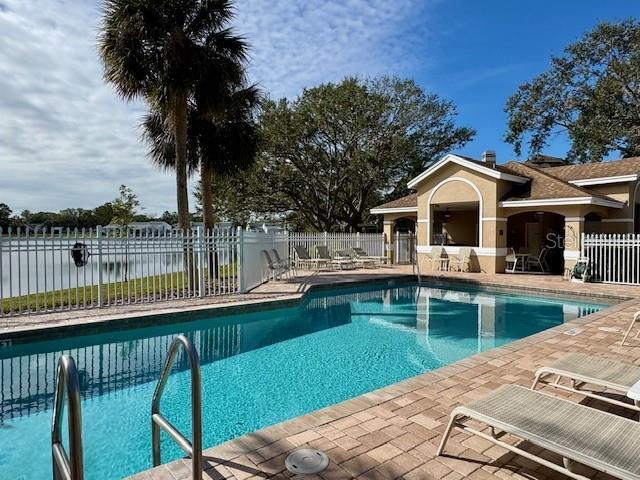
[407,154,528,189]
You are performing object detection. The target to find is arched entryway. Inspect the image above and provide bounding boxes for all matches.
[428,178,482,247]
[506,211,565,273]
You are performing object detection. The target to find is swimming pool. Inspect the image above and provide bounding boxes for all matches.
[0,281,607,479]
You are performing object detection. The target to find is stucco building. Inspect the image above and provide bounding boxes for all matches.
[371,152,640,274]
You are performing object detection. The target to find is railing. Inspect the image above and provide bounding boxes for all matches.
[582,233,640,284]
[0,226,241,316]
[151,335,202,480]
[1,227,388,316]
[51,355,84,480]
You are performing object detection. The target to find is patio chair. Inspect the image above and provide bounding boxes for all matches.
[531,352,640,413]
[526,247,548,272]
[449,247,472,272]
[293,245,327,271]
[261,250,286,281]
[271,249,294,277]
[505,248,518,273]
[429,246,449,271]
[620,311,640,347]
[351,247,386,267]
[438,384,640,480]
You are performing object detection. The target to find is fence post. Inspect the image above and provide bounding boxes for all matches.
[238,226,245,293]
[197,227,205,298]
[96,225,104,307]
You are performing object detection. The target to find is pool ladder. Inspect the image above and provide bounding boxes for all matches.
[52,356,84,480]
[152,334,203,480]
[50,335,203,480]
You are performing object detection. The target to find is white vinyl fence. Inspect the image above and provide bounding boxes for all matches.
[0,228,387,316]
[582,233,640,285]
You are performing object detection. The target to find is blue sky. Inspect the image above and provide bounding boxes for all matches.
[420,0,640,163]
[0,0,638,214]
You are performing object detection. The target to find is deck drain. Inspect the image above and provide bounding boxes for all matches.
[285,448,329,475]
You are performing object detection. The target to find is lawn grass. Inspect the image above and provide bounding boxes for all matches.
[2,265,238,314]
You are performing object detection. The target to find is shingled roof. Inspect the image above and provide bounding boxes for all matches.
[371,193,417,211]
[543,157,640,181]
[500,161,615,201]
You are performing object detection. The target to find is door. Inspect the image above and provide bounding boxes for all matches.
[525,222,541,253]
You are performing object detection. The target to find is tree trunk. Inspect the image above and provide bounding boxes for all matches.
[172,92,194,291]
[200,161,218,280]
[173,92,190,231]
[201,161,215,231]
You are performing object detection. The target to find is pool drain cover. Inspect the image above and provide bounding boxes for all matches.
[285,448,329,474]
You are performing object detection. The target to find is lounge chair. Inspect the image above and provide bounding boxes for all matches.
[261,250,286,281]
[271,249,294,277]
[351,247,386,267]
[531,352,640,413]
[621,311,640,346]
[449,247,472,272]
[438,384,640,480]
[292,245,328,271]
[317,246,354,270]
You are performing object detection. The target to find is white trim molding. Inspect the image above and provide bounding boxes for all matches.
[569,174,639,187]
[370,206,418,215]
[564,217,584,222]
[482,217,507,222]
[416,219,430,224]
[563,250,581,261]
[383,221,395,225]
[499,196,625,209]
[417,245,508,257]
[427,176,484,248]
[407,154,529,189]
[601,218,634,223]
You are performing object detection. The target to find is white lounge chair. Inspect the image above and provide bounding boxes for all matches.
[531,352,640,413]
[621,311,640,346]
[449,247,472,272]
[438,384,640,480]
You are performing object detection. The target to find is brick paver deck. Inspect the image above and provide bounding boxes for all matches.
[118,271,640,480]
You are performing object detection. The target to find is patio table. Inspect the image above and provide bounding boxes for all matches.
[514,254,529,272]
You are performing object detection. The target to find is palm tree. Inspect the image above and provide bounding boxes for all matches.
[142,84,260,230]
[99,0,247,230]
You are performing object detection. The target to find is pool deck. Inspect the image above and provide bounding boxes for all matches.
[118,270,640,480]
[5,268,640,479]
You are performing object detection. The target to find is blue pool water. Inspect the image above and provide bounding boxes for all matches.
[0,282,607,479]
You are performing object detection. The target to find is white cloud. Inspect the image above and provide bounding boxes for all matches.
[0,0,433,216]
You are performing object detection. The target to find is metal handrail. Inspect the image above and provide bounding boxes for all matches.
[151,334,202,480]
[51,355,84,480]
